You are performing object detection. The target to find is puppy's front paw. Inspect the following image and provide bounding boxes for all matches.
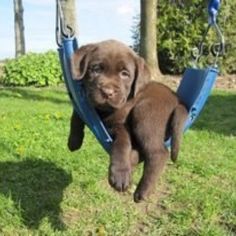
[108,164,131,192]
[67,135,83,152]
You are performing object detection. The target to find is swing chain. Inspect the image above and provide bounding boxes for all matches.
[55,0,74,47]
[192,0,225,67]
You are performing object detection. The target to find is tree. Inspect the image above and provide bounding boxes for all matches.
[13,0,25,58]
[60,0,78,36]
[140,0,161,78]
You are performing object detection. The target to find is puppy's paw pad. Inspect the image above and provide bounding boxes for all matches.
[109,165,131,192]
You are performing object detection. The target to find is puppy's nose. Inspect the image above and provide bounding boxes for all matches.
[101,87,115,98]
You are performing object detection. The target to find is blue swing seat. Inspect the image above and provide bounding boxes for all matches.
[58,37,218,153]
[58,38,113,152]
[177,66,218,131]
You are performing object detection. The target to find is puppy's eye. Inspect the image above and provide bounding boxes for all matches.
[120,70,130,79]
[90,64,103,75]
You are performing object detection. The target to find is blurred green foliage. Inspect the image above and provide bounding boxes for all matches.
[1,51,62,86]
[132,0,236,74]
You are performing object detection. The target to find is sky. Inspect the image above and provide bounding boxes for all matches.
[0,0,140,59]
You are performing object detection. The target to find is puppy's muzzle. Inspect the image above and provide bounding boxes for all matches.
[100,86,118,99]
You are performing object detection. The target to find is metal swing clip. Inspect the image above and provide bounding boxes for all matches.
[192,0,225,67]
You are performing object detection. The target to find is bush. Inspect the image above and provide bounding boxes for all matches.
[132,1,236,74]
[2,51,63,86]
[157,0,207,74]
[158,0,236,74]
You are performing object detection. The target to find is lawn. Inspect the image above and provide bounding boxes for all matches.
[0,86,235,235]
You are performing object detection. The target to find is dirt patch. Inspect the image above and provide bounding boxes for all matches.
[130,179,172,235]
[62,208,81,226]
[215,75,236,90]
[160,74,236,91]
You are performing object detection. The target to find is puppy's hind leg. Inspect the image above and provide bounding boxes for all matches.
[134,146,168,203]
[68,109,85,151]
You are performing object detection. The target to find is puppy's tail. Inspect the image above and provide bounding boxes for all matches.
[170,103,188,162]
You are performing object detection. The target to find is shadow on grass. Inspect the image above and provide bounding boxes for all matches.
[0,159,72,230]
[192,93,236,136]
[0,87,70,105]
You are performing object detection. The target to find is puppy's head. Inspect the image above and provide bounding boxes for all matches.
[71,40,150,111]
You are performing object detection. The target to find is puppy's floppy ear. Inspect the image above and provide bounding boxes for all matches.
[71,44,97,80]
[132,56,151,96]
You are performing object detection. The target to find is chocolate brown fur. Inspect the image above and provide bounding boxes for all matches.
[67,40,150,193]
[67,40,188,202]
[106,82,188,202]
[68,40,150,152]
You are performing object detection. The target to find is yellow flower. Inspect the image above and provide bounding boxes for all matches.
[16,145,25,157]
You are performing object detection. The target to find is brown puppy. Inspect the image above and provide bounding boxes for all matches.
[106,81,188,202]
[68,40,150,151]
[67,39,150,191]
[68,39,188,203]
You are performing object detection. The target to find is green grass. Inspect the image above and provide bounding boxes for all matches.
[0,86,235,235]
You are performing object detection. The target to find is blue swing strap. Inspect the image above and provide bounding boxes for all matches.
[55,0,224,152]
[165,1,224,147]
[177,67,218,130]
[164,66,218,147]
[55,0,113,152]
[180,0,224,130]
